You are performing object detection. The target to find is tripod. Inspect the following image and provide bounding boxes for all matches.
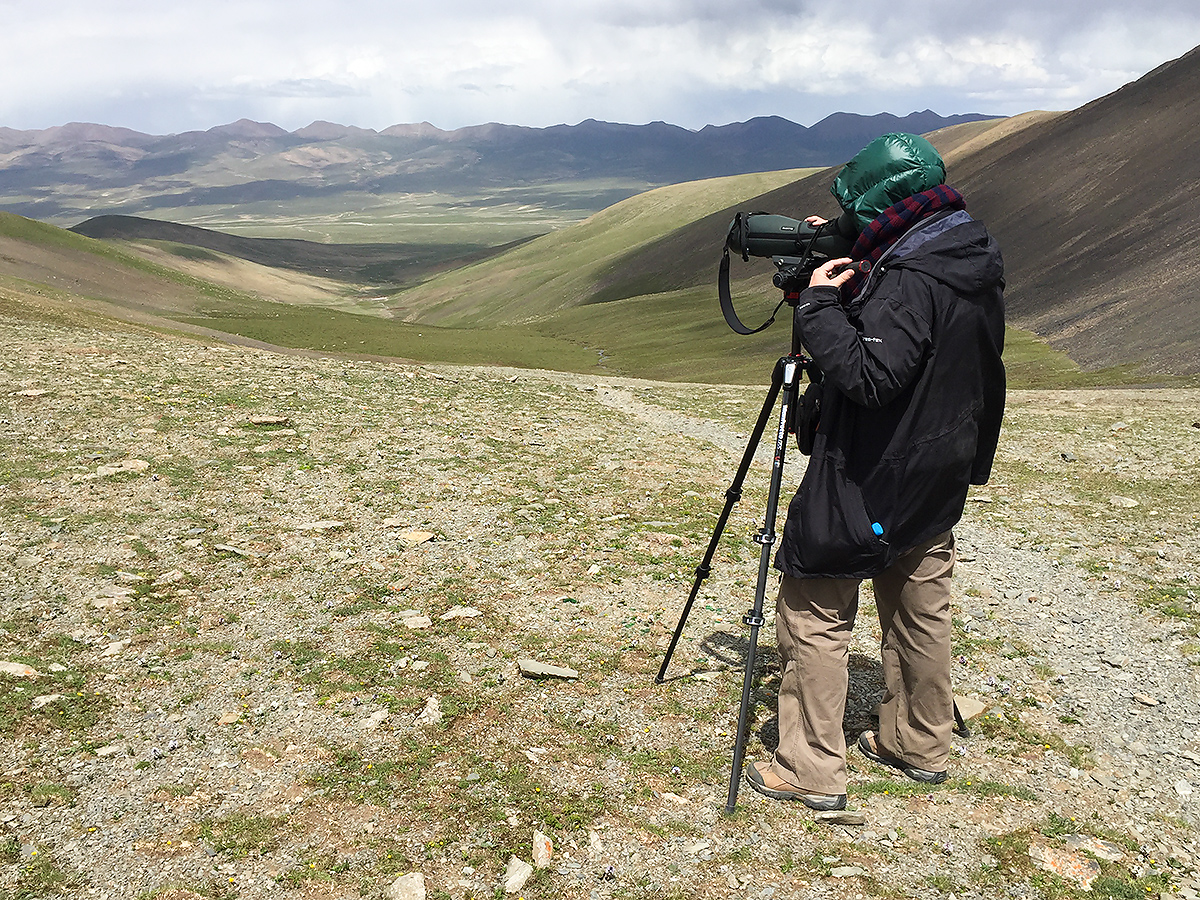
[654,293,817,814]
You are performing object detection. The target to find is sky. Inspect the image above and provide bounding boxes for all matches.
[4,0,1200,135]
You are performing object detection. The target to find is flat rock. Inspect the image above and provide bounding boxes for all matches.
[1029,841,1100,890]
[0,662,40,678]
[518,659,579,680]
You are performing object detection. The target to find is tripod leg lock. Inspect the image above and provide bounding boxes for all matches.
[725,487,743,502]
[694,563,711,580]
[752,530,776,546]
[743,611,766,627]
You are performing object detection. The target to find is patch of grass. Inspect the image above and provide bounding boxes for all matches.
[977,708,1095,768]
[29,782,76,807]
[136,881,238,900]
[197,812,287,858]
[278,848,351,887]
[6,847,80,897]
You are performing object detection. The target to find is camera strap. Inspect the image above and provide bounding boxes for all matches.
[718,249,787,335]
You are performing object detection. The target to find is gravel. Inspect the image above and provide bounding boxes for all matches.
[2,312,1200,899]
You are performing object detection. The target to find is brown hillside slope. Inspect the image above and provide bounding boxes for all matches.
[950,47,1200,373]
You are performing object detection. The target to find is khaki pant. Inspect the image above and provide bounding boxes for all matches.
[770,531,955,794]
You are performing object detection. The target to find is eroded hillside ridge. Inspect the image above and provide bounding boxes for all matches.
[3,312,1200,899]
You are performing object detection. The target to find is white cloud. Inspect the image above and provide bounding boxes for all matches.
[0,0,1197,133]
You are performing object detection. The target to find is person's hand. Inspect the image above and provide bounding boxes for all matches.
[805,215,829,227]
[808,257,856,290]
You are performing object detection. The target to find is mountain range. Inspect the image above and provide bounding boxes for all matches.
[0,110,993,224]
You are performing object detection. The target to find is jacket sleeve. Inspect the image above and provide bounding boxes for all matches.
[793,276,934,408]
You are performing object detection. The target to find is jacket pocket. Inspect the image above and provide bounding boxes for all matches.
[789,453,888,576]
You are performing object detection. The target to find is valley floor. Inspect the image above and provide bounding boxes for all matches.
[3,312,1200,900]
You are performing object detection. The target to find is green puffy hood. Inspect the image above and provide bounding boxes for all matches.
[831,133,946,233]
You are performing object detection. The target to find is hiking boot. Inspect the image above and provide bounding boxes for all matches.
[744,760,847,810]
[857,731,947,784]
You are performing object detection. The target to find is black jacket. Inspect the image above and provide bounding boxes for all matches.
[774,208,1006,579]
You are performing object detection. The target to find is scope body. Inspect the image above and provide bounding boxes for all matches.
[725,212,855,262]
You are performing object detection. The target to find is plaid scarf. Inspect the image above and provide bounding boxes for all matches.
[840,185,967,301]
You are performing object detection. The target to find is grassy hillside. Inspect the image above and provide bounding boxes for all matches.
[388,169,817,325]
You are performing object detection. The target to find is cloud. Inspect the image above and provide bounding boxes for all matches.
[0,0,1197,133]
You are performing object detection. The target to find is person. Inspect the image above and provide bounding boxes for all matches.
[744,132,1006,810]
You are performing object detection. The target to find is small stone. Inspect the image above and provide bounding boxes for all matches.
[830,866,865,878]
[518,659,579,680]
[815,811,867,826]
[414,696,442,728]
[100,640,129,657]
[1102,653,1133,669]
[248,415,290,425]
[385,872,426,900]
[217,712,240,725]
[503,856,533,893]
[1109,496,1140,508]
[953,695,988,721]
[1090,772,1121,791]
[403,615,433,629]
[1133,693,1160,707]
[1176,779,1194,800]
[95,744,126,758]
[440,606,482,621]
[296,520,344,531]
[97,458,150,477]
[1063,834,1126,861]
[362,709,390,730]
[213,544,253,557]
[31,694,63,710]
[1126,741,1150,757]
[533,830,553,868]
[400,530,435,548]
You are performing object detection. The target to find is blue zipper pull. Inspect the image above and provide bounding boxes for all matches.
[871,522,884,536]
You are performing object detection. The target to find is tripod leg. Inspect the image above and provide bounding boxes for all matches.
[726,357,802,814]
[654,360,785,684]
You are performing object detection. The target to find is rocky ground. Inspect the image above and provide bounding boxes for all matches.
[3,309,1200,900]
